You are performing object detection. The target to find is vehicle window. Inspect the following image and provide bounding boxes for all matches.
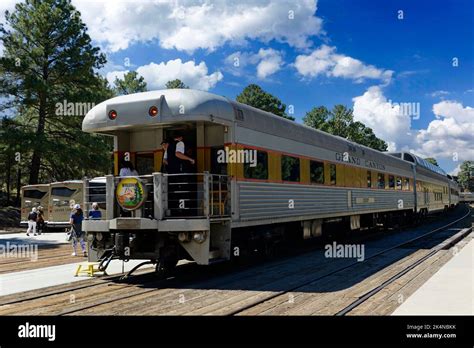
[329,164,336,185]
[51,187,76,197]
[377,173,385,189]
[396,176,402,190]
[135,153,154,175]
[310,160,324,184]
[244,150,268,180]
[23,190,46,199]
[281,155,300,182]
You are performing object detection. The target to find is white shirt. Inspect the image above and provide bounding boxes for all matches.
[119,168,138,176]
[163,151,168,160]
[176,141,185,154]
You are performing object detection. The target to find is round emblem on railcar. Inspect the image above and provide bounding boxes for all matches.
[116,177,147,211]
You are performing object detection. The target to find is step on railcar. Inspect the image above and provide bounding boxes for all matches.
[81,89,458,273]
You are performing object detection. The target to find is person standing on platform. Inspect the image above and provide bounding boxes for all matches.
[166,135,195,216]
[69,204,86,257]
[36,206,45,235]
[160,140,169,173]
[119,160,138,176]
[26,207,37,236]
[88,202,102,219]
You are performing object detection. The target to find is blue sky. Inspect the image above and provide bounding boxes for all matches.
[1,0,472,173]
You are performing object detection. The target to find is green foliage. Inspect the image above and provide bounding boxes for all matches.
[114,71,147,95]
[457,160,474,192]
[424,157,439,166]
[303,105,388,151]
[303,106,331,132]
[165,79,189,89]
[236,84,295,121]
[0,0,113,185]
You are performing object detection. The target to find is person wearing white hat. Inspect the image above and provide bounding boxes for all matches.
[69,204,86,257]
[26,207,38,236]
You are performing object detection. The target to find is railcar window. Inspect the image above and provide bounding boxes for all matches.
[329,164,336,185]
[89,182,106,206]
[23,190,46,199]
[51,187,76,197]
[388,175,395,189]
[281,155,300,182]
[377,173,385,189]
[135,153,154,174]
[396,177,402,190]
[404,178,410,190]
[367,171,372,188]
[244,150,268,180]
[310,160,324,184]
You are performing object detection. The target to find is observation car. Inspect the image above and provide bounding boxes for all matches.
[81,89,459,273]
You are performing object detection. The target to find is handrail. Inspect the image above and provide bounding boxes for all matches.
[84,172,230,222]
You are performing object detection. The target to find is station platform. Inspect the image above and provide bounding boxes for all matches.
[0,232,155,296]
[0,258,155,297]
[393,237,473,315]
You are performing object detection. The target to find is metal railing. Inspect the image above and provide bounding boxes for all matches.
[84,172,230,221]
[162,172,230,219]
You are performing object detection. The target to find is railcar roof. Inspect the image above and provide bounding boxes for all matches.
[82,89,235,133]
[388,152,447,176]
[83,89,419,171]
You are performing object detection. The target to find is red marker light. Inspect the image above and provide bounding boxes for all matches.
[108,110,117,120]
[149,106,158,117]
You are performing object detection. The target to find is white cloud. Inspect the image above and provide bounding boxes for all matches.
[109,59,222,91]
[294,45,393,83]
[429,90,450,98]
[72,0,322,53]
[224,51,260,76]
[414,101,474,161]
[449,164,461,176]
[352,87,474,165]
[352,86,412,151]
[225,48,284,79]
[256,48,284,79]
[106,70,128,86]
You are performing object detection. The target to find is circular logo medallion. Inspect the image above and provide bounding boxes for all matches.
[116,177,147,211]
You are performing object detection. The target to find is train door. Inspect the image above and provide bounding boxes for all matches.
[163,127,197,173]
[163,127,197,217]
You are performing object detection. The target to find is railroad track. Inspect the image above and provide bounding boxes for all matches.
[230,207,472,316]
[0,206,470,315]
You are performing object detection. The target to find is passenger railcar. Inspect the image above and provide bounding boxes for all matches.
[460,191,474,203]
[81,89,458,272]
[20,184,50,227]
[47,180,84,229]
